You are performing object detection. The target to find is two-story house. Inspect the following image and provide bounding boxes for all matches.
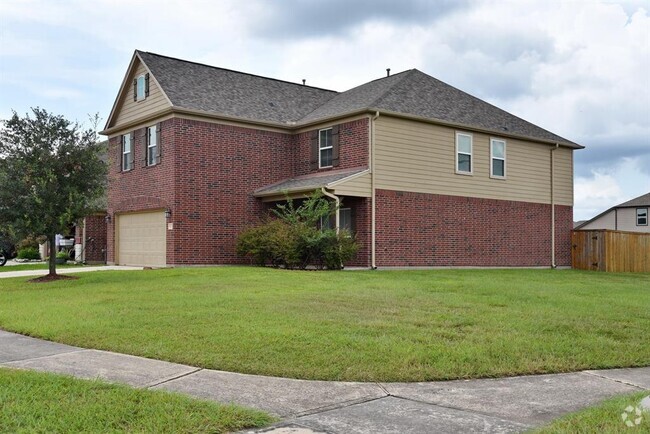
[100,50,582,268]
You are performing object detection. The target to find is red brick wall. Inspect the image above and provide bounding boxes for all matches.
[106,120,176,264]
[84,214,107,263]
[342,196,371,267]
[294,118,369,176]
[375,189,572,267]
[169,118,295,264]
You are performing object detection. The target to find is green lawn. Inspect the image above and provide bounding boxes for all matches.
[0,263,91,272]
[0,368,272,433]
[0,268,648,382]
[533,391,650,433]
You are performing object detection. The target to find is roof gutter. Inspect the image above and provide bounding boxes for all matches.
[321,187,340,234]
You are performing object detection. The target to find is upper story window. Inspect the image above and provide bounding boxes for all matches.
[319,128,333,168]
[490,138,506,178]
[121,134,133,171]
[133,73,149,101]
[456,132,473,174]
[637,208,648,226]
[147,125,160,166]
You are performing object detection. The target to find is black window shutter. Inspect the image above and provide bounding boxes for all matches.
[156,123,162,160]
[133,79,137,102]
[310,130,319,170]
[145,73,150,97]
[142,128,148,167]
[118,137,123,171]
[332,125,340,167]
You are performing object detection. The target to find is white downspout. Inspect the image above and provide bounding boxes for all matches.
[371,111,380,269]
[321,187,340,233]
[550,144,559,268]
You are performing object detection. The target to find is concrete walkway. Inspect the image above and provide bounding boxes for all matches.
[0,265,143,278]
[1,330,648,433]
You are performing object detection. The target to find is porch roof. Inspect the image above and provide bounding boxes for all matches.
[253,167,368,198]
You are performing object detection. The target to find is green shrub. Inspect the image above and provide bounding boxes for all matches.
[56,251,69,260]
[17,247,41,260]
[237,192,358,270]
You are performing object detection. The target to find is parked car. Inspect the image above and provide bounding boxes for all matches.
[0,231,17,266]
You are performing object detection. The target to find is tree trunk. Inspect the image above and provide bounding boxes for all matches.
[48,233,57,276]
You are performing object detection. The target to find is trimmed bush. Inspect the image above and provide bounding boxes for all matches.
[17,247,41,260]
[237,192,358,270]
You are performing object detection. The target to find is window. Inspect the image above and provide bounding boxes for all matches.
[320,208,353,233]
[490,138,506,178]
[456,132,472,174]
[121,134,133,171]
[637,208,648,226]
[340,208,352,233]
[133,73,149,101]
[319,128,333,168]
[147,125,159,166]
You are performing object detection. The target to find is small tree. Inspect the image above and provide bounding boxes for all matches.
[0,108,107,279]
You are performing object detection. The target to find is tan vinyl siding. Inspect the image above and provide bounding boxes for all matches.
[374,116,574,206]
[113,60,170,127]
[581,210,616,230]
[332,173,371,197]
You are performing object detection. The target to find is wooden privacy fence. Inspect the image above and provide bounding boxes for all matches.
[572,230,650,272]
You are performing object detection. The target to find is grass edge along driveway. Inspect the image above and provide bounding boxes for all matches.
[0,267,648,382]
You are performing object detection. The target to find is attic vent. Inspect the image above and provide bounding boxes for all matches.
[386,68,391,77]
[302,79,306,86]
[501,126,509,131]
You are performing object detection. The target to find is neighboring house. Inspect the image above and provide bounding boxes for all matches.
[574,193,650,233]
[99,50,582,268]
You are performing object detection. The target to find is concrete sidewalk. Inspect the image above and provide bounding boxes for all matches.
[0,265,143,278]
[1,330,648,433]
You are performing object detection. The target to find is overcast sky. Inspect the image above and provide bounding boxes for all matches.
[1,0,648,220]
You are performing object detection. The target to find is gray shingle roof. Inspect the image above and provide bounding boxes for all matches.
[138,51,337,124]
[254,168,367,196]
[615,192,650,208]
[137,51,581,147]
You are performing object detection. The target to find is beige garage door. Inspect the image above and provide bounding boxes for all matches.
[117,211,166,267]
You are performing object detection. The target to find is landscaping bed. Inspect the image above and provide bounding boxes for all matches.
[0,268,648,382]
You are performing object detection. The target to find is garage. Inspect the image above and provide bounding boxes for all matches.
[116,211,166,267]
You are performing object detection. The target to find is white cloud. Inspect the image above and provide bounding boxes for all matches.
[574,157,650,220]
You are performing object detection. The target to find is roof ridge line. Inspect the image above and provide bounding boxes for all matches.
[137,50,339,94]
[367,69,417,108]
[295,69,414,123]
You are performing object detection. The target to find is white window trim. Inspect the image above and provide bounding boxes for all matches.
[122,134,132,172]
[147,125,158,166]
[136,74,146,101]
[319,127,333,169]
[637,207,648,226]
[490,138,507,179]
[455,132,473,175]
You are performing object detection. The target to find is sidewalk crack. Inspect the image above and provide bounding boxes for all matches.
[581,371,646,390]
[146,368,203,389]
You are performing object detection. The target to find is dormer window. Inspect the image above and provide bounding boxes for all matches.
[133,73,149,101]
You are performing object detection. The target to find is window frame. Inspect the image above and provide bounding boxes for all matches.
[637,207,648,226]
[121,134,133,172]
[146,125,159,166]
[339,207,353,235]
[455,132,473,175]
[319,128,333,169]
[490,138,507,179]
[136,74,146,101]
